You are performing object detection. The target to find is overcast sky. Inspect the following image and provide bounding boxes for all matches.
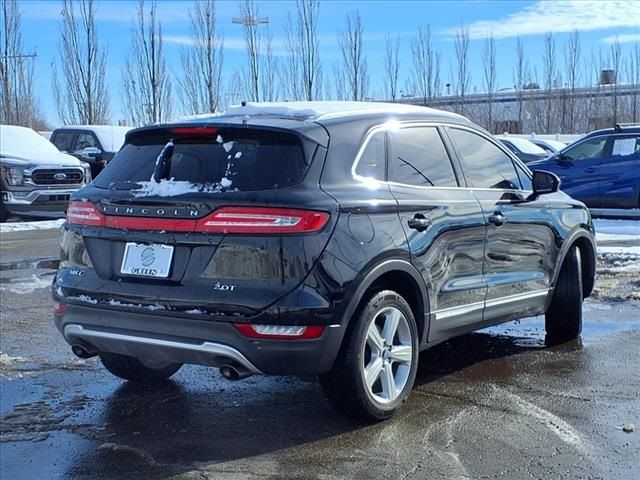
[18,0,640,126]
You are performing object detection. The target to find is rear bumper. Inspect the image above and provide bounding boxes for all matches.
[55,303,346,375]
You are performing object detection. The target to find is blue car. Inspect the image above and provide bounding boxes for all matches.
[529,125,640,209]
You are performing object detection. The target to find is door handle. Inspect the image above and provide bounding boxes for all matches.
[407,215,431,232]
[584,167,597,173]
[488,211,507,226]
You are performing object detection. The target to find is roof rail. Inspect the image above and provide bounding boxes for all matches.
[614,123,640,132]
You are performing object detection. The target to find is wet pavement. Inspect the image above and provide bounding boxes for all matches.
[1,228,639,479]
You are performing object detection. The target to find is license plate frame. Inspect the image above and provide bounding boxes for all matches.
[120,242,174,278]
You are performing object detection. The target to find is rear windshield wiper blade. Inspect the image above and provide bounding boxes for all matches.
[151,140,175,182]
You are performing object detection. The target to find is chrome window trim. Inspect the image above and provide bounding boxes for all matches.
[350,120,533,194]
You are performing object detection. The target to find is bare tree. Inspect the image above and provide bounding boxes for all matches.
[384,33,400,102]
[561,30,581,132]
[0,0,40,126]
[609,36,621,123]
[333,63,346,100]
[237,0,265,102]
[52,0,109,125]
[121,0,172,126]
[542,32,557,133]
[513,37,528,132]
[260,27,278,102]
[626,43,639,122]
[297,0,321,100]
[411,25,440,106]
[338,10,368,101]
[454,25,470,114]
[482,33,496,132]
[177,0,224,115]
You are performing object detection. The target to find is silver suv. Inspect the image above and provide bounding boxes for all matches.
[0,125,90,222]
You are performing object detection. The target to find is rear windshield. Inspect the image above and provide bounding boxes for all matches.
[94,128,308,193]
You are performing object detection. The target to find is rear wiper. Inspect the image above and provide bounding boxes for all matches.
[151,140,175,182]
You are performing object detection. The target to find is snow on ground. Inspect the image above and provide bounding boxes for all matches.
[594,219,640,241]
[0,219,64,233]
[594,219,640,272]
[0,274,53,294]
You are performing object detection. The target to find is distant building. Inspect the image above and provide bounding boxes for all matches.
[396,73,639,135]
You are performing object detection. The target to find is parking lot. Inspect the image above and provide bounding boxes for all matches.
[1,224,639,479]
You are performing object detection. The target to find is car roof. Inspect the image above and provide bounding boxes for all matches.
[584,124,640,138]
[159,101,476,144]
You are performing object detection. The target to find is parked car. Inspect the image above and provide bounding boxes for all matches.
[530,138,567,155]
[496,136,549,163]
[0,125,91,222]
[53,102,596,420]
[529,124,640,209]
[50,125,131,178]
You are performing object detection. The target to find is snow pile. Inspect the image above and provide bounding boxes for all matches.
[594,219,640,271]
[0,219,65,233]
[594,219,640,242]
[0,353,26,367]
[132,179,234,197]
[0,275,52,295]
[216,101,463,121]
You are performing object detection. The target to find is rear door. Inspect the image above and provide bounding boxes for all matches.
[597,134,640,208]
[386,125,487,341]
[446,127,557,323]
[552,135,608,206]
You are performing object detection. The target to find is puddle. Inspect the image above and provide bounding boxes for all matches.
[0,259,59,271]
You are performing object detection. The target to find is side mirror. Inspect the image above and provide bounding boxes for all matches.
[82,147,102,159]
[531,170,560,198]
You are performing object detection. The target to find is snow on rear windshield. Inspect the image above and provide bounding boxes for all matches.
[94,129,308,195]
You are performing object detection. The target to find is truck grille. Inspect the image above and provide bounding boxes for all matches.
[31,168,84,186]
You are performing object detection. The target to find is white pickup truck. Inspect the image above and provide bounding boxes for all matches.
[0,125,91,222]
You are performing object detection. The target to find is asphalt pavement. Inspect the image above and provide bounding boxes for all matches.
[1,227,639,480]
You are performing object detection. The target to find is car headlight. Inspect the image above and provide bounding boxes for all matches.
[1,165,25,186]
[81,162,92,183]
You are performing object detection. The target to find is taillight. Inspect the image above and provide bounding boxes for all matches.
[196,207,329,234]
[234,324,324,340]
[67,201,105,227]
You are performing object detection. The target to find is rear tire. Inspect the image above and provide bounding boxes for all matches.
[320,290,419,421]
[100,352,181,385]
[545,246,583,344]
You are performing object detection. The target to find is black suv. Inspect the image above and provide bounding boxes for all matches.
[53,102,596,420]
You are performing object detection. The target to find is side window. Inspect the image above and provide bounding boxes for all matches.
[563,137,607,161]
[448,128,521,190]
[51,131,75,152]
[388,127,458,187]
[611,136,640,157]
[355,131,386,180]
[75,133,100,150]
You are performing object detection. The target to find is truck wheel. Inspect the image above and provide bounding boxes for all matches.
[320,290,418,421]
[546,246,583,344]
[100,352,181,385]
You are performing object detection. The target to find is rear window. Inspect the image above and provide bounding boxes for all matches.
[94,128,308,193]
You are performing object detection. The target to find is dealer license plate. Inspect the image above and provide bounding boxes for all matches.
[121,243,174,278]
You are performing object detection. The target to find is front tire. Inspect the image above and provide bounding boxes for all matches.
[545,246,583,344]
[320,290,419,421]
[100,352,182,385]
